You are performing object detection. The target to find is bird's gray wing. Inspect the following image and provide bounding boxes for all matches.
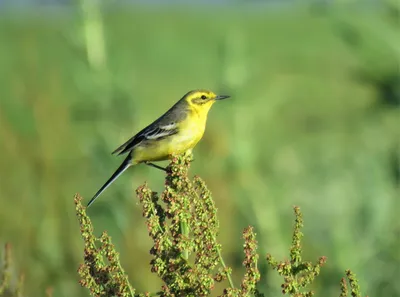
[112,104,188,156]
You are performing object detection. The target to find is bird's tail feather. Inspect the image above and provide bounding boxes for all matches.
[87,154,132,207]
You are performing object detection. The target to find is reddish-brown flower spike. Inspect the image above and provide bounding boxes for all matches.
[340,277,348,297]
[75,193,136,296]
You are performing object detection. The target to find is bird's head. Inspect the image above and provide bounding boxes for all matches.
[183,89,230,112]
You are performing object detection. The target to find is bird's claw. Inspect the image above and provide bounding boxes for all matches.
[144,162,167,172]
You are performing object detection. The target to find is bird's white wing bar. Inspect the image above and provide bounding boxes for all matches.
[145,123,178,140]
[160,123,176,130]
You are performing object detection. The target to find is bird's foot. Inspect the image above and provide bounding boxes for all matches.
[144,162,167,172]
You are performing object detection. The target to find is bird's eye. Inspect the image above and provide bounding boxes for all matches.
[201,95,207,100]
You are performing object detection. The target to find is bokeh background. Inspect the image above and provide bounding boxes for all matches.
[0,0,399,296]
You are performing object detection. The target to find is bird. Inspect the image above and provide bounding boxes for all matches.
[87,89,230,207]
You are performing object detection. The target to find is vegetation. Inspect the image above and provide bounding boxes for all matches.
[73,154,365,297]
[0,2,398,296]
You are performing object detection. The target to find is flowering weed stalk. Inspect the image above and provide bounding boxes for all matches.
[266,206,327,297]
[75,154,367,297]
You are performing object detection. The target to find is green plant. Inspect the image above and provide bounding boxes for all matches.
[339,270,368,297]
[266,206,327,297]
[75,154,367,297]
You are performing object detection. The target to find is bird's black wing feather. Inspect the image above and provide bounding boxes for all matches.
[112,103,187,156]
[111,130,146,155]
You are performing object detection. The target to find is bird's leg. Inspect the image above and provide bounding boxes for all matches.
[144,161,167,172]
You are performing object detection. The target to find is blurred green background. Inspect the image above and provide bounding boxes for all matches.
[0,1,399,296]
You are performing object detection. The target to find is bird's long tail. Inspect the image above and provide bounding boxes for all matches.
[87,154,132,207]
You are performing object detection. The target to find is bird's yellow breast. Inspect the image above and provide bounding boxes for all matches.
[132,108,208,163]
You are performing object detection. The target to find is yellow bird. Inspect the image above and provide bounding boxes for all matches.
[87,89,230,207]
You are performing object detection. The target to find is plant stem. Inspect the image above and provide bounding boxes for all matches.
[115,259,135,297]
[216,240,235,288]
[192,187,235,288]
[180,220,189,260]
[149,201,165,235]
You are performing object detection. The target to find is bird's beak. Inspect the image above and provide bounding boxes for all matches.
[215,95,230,100]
